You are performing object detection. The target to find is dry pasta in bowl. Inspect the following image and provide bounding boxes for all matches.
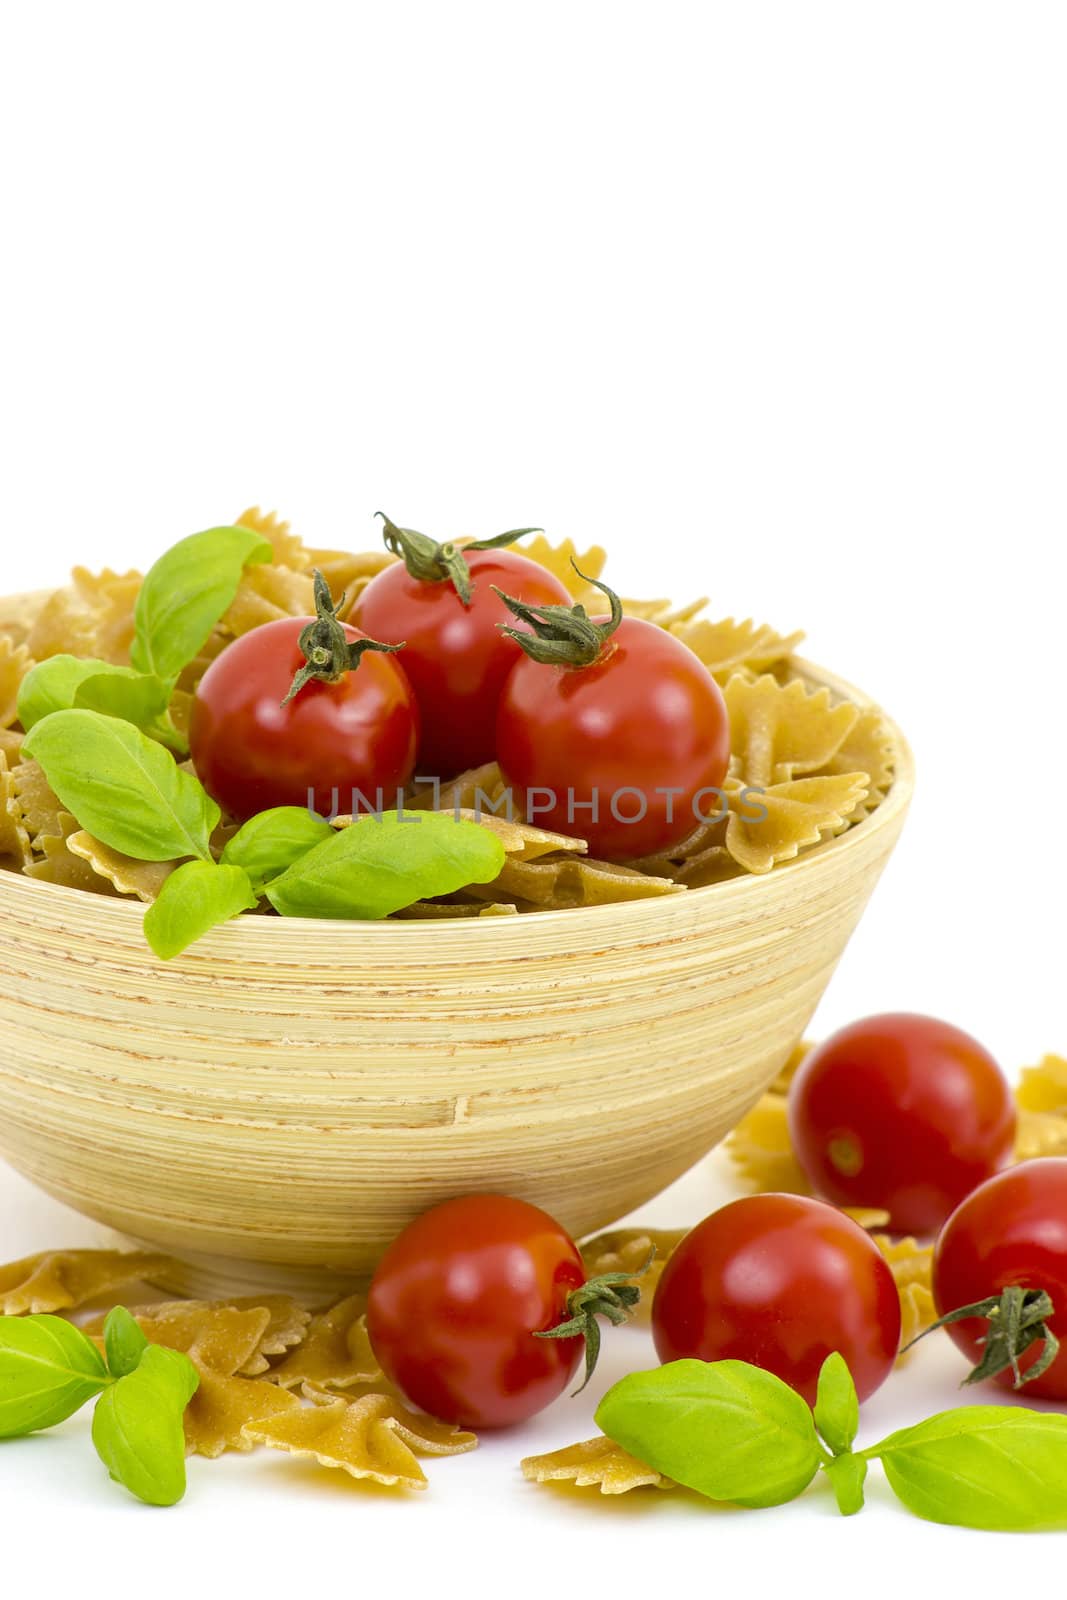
[0,507,900,953]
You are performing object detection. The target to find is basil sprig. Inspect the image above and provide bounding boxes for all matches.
[17,524,272,750]
[596,1353,1067,1532]
[23,710,220,862]
[0,1308,199,1507]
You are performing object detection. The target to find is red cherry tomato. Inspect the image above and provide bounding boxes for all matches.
[496,614,730,860]
[366,1194,587,1429]
[354,549,571,779]
[189,616,418,820]
[651,1194,901,1405]
[933,1160,1067,1400]
[789,1014,1016,1236]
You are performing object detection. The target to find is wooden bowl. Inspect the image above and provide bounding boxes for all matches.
[0,660,913,1302]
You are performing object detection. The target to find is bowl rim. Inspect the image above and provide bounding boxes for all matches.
[0,654,913,938]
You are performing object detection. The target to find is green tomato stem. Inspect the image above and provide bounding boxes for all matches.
[493,563,623,667]
[281,570,404,706]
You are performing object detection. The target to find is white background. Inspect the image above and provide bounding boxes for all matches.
[2,1,1066,1591]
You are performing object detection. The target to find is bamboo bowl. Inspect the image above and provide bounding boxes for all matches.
[0,661,912,1303]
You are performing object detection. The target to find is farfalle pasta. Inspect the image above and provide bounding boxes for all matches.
[0,1248,172,1317]
[244,1384,477,1490]
[522,1436,675,1494]
[268,1294,381,1391]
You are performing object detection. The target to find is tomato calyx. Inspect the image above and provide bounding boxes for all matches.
[493,565,623,667]
[535,1250,652,1394]
[907,1285,1061,1390]
[376,512,542,607]
[281,570,405,706]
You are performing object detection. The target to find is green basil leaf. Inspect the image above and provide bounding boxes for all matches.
[102,1307,149,1379]
[144,861,258,960]
[219,807,335,891]
[91,1344,199,1507]
[130,525,272,682]
[874,1406,1067,1531]
[823,1451,867,1516]
[596,1360,823,1509]
[17,655,124,732]
[0,1313,110,1437]
[23,709,220,863]
[74,669,172,726]
[813,1352,859,1456]
[265,812,506,920]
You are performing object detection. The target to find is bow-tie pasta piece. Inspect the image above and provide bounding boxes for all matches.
[244,1385,476,1491]
[24,813,123,895]
[0,638,34,729]
[724,773,869,874]
[184,1367,301,1459]
[233,507,308,572]
[269,1295,381,1391]
[670,617,805,684]
[8,760,65,848]
[726,674,860,790]
[88,1302,274,1377]
[0,1248,172,1316]
[522,1436,675,1494]
[227,1294,311,1369]
[65,831,179,900]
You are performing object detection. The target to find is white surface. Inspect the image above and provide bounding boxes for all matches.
[2,0,1066,1590]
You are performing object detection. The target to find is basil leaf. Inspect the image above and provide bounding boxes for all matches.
[874,1406,1067,1531]
[144,861,258,960]
[102,1307,149,1379]
[91,1344,199,1507]
[823,1451,867,1516]
[813,1352,859,1456]
[219,807,335,891]
[596,1360,823,1509]
[23,709,220,863]
[265,812,506,920]
[130,525,272,682]
[75,668,174,727]
[0,1313,110,1437]
[17,655,123,732]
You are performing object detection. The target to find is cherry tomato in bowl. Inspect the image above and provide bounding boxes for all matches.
[190,572,418,820]
[366,1194,639,1429]
[932,1160,1067,1400]
[494,575,730,860]
[788,1013,1016,1235]
[651,1193,901,1405]
[353,515,572,779]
